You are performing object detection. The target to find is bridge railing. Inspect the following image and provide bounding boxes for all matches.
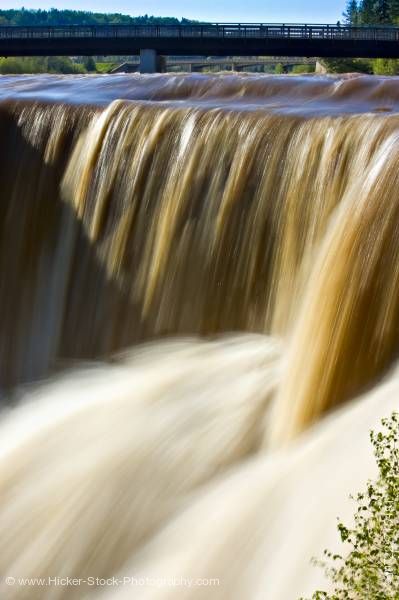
[0,24,399,42]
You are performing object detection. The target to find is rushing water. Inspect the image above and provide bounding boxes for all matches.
[0,73,399,599]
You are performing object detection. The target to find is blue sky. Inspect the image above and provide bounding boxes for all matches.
[1,1,345,24]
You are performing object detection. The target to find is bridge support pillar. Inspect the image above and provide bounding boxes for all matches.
[315,60,327,74]
[140,49,165,74]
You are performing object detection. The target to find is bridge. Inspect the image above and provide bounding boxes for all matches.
[0,23,399,73]
[110,57,317,74]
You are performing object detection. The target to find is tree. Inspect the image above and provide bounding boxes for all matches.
[292,64,315,74]
[372,58,399,75]
[389,0,399,21]
[0,9,203,27]
[343,0,360,25]
[374,0,391,23]
[52,56,86,73]
[84,56,96,72]
[359,0,377,23]
[305,412,399,599]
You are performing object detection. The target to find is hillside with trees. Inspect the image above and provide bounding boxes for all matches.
[0,9,199,27]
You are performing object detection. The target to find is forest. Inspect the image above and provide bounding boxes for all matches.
[344,0,399,25]
[0,9,199,27]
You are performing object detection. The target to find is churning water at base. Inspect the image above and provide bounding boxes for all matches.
[0,73,399,599]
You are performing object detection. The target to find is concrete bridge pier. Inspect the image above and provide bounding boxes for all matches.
[315,60,327,74]
[139,49,166,74]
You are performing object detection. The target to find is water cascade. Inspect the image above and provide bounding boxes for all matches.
[0,73,399,598]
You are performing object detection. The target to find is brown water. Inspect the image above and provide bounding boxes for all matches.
[2,72,399,113]
[0,73,399,599]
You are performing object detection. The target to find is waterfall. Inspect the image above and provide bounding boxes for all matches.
[0,73,399,599]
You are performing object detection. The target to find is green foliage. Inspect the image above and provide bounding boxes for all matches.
[343,1,360,25]
[47,56,86,74]
[356,0,399,24]
[391,0,399,20]
[372,58,399,75]
[0,57,40,74]
[292,64,316,74]
[83,56,96,72]
[304,412,399,599]
[373,0,392,23]
[319,58,372,74]
[0,56,86,74]
[359,0,377,23]
[0,9,203,27]
[275,63,285,74]
[95,62,116,73]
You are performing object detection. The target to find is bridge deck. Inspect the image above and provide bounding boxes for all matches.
[0,23,399,58]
